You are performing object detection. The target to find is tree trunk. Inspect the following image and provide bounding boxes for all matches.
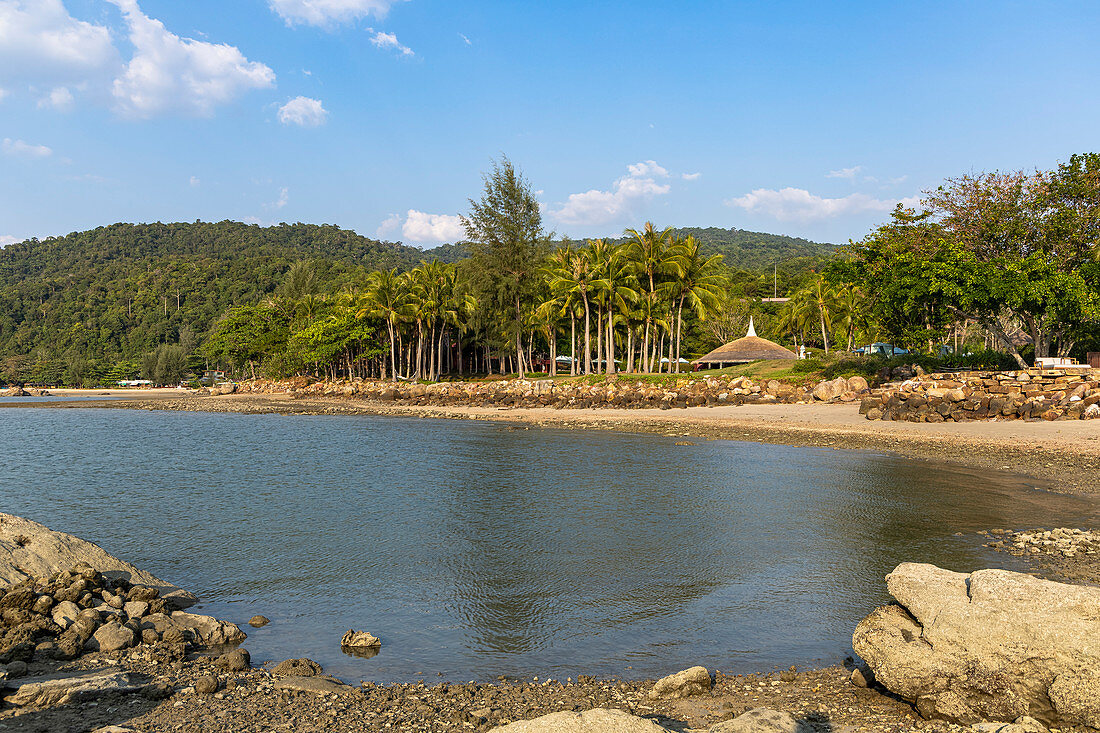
[571,317,577,376]
[626,326,634,373]
[583,296,592,375]
[643,320,651,373]
[819,309,830,355]
[606,307,616,374]
[675,297,685,374]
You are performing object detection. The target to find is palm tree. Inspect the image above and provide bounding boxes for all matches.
[591,240,638,374]
[667,236,724,371]
[547,246,596,374]
[363,268,407,380]
[624,222,677,371]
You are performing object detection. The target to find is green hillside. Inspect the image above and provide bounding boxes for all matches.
[0,220,838,384]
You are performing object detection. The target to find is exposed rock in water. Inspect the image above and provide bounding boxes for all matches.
[647,665,712,699]
[853,562,1100,728]
[0,513,196,610]
[489,708,671,732]
[248,614,270,628]
[340,629,381,649]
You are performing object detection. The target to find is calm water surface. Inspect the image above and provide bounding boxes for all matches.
[1,407,1095,682]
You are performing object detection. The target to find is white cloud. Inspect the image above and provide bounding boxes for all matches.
[0,88,8,101]
[401,210,464,243]
[189,175,200,187]
[727,187,920,222]
[0,0,121,91]
[826,165,862,180]
[278,96,328,127]
[269,0,405,27]
[107,0,275,119]
[375,213,402,239]
[681,172,701,181]
[551,160,672,228]
[369,30,413,56]
[2,137,53,157]
[37,85,74,111]
[0,235,20,247]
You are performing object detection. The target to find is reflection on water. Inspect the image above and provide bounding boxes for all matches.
[1,408,1095,682]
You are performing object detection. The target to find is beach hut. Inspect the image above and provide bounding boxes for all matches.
[693,318,797,369]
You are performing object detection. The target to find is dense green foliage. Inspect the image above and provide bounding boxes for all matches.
[0,217,834,385]
[834,153,1100,367]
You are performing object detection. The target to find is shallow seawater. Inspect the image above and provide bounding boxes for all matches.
[1,407,1095,683]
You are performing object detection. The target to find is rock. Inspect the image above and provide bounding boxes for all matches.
[488,708,670,732]
[812,377,848,402]
[648,665,711,699]
[248,615,270,628]
[340,629,381,649]
[866,408,883,421]
[271,657,322,678]
[853,562,1100,727]
[87,623,136,652]
[123,600,148,619]
[216,648,251,672]
[1048,670,1100,729]
[51,600,81,630]
[709,708,809,733]
[194,674,219,694]
[850,668,870,688]
[5,660,28,678]
[275,675,353,695]
[847,376,869,392]
[2,670,143,707]
[168,611,246,646]
[0,513,196,609]
[92,727,138,733]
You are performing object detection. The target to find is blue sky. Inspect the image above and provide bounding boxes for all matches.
[1,1,1098,249]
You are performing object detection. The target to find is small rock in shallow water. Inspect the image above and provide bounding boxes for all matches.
[248,615,270,627]
[341,629,381,649]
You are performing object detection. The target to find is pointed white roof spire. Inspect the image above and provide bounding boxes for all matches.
[746,316,757,338]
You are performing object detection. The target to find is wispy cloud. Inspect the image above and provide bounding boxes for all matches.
[369,30,413,56]
[278,96,329,127]
[2,138,53,158]
[0,235,21,247]
[269,0,406,27]
[37,86,74,111]
[825,165,862,180]
[726,187,920,222]
[459,33,472,46]
[263,187,289,210]
[681,172,701,181]
[189,176,201,187]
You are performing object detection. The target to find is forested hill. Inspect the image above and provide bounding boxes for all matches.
[0,220,836,384]
[669,227,836,270]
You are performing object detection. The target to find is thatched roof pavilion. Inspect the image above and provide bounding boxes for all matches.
[694,318,797,367]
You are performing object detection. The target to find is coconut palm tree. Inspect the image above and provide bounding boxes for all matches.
[591,240,638,374]
[547,246,597,374]
[624,222,678,371]
[667,236,724,371]
[363,268,407,380]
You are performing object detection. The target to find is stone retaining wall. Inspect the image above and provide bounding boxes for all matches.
[224,376,817,410]
[859,369,1100,422]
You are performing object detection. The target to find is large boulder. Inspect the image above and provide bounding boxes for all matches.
[166,611,246,646]
[0,513,196,609]
[709,708,808,733]
[489,708,670,732]
[853,562,1100,728]
[812,377,848,402]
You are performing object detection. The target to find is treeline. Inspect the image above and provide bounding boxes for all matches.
[832,153,1100,368]
[0,206,835,385]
